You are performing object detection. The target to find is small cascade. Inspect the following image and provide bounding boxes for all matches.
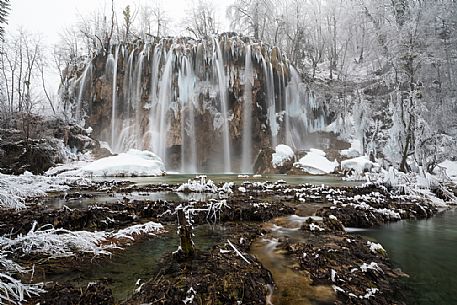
[110,46,120,151]
[75,62,92,123]
[241,45,253,173]
[214,38,232,173]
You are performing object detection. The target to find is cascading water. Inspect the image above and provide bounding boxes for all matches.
[214,38,232,173]
[241,45,253,173]
[67,35,326,173]
[75,62,92,123]
[263,59,278,148]
[156,47,174,164]
[134,50,145,148]
[110,46,120,151]
[178,55,198,173]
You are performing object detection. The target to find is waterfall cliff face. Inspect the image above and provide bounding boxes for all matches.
[62,34,325,173]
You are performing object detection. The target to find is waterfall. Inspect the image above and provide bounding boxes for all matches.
[156,47,174,164]
[68,35,327,173]
[214,38,232,173]
[75,62,92,123]
[262,59,278,147]
[118,50,135,151]
[178,56,198,173]
[148,45,162,151]
[241,45,253,173]
[134,51,145,148]
[110,46,120,151]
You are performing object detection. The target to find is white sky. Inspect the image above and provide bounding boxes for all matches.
[6,0,232,96]
[7,0,232,45]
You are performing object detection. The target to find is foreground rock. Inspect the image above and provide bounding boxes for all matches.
[125,225,271,305]
[26,282,114,305]
[279,217,408,305]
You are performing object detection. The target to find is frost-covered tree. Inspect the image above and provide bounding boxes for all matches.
[184,0,219,38]
[0,0,10,40]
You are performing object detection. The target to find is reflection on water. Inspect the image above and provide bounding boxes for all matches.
[47,174,359,209]
[251,216,335,305]
[361,209,457,305]
[45,191,220,209]
[42,224,229,302]
[94,173,362,187]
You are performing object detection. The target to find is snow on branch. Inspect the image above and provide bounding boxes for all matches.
[0,254,45,305]
[0,221,165,259]
[227,239,250,264]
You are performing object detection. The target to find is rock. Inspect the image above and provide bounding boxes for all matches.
[0,138,65,175]
[29,282,114,305]
[124,234,272,305]
[253,147,276,174]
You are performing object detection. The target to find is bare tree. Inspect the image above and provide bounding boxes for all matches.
[184,0,219,38]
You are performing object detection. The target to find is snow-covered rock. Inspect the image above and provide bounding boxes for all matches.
[341,156,379,174]
[272,144,295,168]
[293,149,338,174]
[341,139,362,158]
[58,149,165,177]
[177,175,218,193]
[437,160,457,179]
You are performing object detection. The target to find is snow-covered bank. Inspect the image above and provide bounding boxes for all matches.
[341,156,379,174]
[0,172,82,210]
[53,149,166,177]
[0,221,165,259]
[293,149,338,174]
[437,160,457,180]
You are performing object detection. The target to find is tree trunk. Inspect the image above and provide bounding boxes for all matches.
[177,208,194,257]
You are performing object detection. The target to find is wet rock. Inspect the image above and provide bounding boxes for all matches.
[280,230,408,305]
[27,282,114,305]
[124,235,272,305]
[0,138,65,175]
[253,147,276,174]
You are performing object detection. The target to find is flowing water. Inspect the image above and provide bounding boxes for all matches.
[360,208,457,305]
[43,224,231,302]
[251,215,335,305]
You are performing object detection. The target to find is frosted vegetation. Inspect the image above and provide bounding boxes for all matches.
[0,220,165,304]
[0,172,80,209]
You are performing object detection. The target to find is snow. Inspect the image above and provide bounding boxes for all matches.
[0,221,165,259]
[367,241,385,254]
[0,172,72,210]
[58,149,165,177]
[437,160,457,179]
[177,175,218,193]
[341,139,362,158]
[272,144,294,168]
[360,262,382,273]
[341,156,379,174]
[293,149,339,174]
